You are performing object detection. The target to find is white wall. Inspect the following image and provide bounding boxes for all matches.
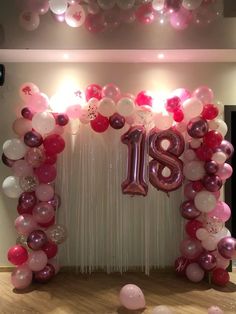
[0,62,236,268]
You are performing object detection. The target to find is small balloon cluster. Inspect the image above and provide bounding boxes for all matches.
[119,284,224,313]
[175,87,235,286]
[2,83,68,289]
[17,0,222,32]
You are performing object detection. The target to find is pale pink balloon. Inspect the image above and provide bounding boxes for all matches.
[184,149,196,161]
[170,88,191,103]
[186,263,205,283]
[28,250,48,271]
[19,82,40,102]
[202,236,218,251]
[193,86,214,104]
[12,118,32,136]
[207,306,224,314]
[180,239,203,259]
[35,184,54,202]
[119,284,146,310]
[11,264,33,289]
[170,7,193,30]
[48,258,60,274]
[12,160,33,177]
[15,214,38,236]
[216,163,233,181]
[26,92,49,112]
[32,202,55,224]
[66,105,82,119]
[208,201,231,223]
[212,251,230,270]
[102,83,121,102]
[19,11,40,31]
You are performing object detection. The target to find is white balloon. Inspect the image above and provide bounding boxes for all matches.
[212,152,227,165]
[97,0,116,10]
[32,112,56,135]
[49,0,68,15]
[117,97,135,117]
[2,176,23,198]
[19,11,40,31]
[97,98,116,117]
[65,4,86,27]
[182,98,203,120]
[194,191,217,213]
[154,112,173,130]
[209,118,228,137]
[152,0,165,11]
[116,0,135,10]
[182,0,203,10]
[3,139,27,160]
[196,228,209,241]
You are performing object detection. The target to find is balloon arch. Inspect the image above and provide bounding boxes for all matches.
[2,82,235,289]
[17,0,223,33]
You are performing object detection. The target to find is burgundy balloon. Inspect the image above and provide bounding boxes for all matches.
[34,264,55,283]
[166,0,183,11]
[109,113,125,129]
[198,252,217,271]
[121,126,148,196]
[215,140,234,160]
[21,107,34,120]
[18,192,37,211]
[149,128,185,193]
[24,131,43,147]
[204,160,219,175]
[180,200,201,220]
[56,114,69,126]
[217,236,236,260]
[27,230,48,251]
[47,194,61,210]
[2,153,15,167]
[203,175,222,192]
[187,117,208,139]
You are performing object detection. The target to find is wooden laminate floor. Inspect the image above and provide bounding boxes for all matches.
[0,271,236,314]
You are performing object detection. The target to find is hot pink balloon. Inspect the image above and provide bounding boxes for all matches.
[135,3,155,25]
[15,214,38,236]
[216,163,233,180]
[170,7,193,30]
[35,184,54,202]
[208,201,231,222]
[28,250,48,272]
[34,164,57,183]
[119,284,146,310]
[11,265,33,289]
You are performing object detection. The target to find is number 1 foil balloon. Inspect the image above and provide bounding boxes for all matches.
[149,128,185,193]
[121,125,148,196]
